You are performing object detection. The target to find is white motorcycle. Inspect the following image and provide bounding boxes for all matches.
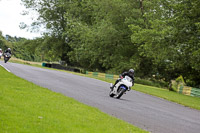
[109,76,133,99]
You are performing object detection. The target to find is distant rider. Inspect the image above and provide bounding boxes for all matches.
[0,48,2,59]
[5,48,12,54]
[110,69,135,91]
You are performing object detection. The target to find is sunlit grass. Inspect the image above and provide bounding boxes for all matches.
[132,84,200,110]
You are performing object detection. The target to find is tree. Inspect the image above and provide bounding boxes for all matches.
[20,0,200,87]
[129,0,200,86]
[0,31,12,50]
[21,0,72,64]
[65,0,142,72]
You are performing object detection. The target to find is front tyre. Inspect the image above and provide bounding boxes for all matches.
[116,87,126,99]
[4,58,8,63]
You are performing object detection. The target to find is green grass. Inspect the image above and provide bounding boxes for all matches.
[132,84,200,110]
[0,67,147,133]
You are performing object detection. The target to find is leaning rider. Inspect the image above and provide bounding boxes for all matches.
[110,69,135,91]
[5,48,12,54]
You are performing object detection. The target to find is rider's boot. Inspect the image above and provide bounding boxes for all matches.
[110,84,116,90]
[110,79,120,90]
[110,86,114,90]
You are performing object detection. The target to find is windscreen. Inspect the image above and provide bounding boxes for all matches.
[125,76,132,82]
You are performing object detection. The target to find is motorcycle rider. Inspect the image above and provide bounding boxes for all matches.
[5,48,12,54]
[4,48,12,63]
[0,48,2,59]
[110,69,135,91]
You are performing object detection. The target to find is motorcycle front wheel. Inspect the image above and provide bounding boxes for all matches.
[4,57,9,63]
[116,87,126,99]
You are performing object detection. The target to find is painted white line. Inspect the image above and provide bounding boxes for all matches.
[0,64,11,72]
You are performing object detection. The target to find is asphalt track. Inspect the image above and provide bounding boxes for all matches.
[1,61,200,133]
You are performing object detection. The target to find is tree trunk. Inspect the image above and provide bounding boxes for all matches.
[140,0,144,16]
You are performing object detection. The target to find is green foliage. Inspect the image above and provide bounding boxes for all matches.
[170,76,186,92]
[135,77,168,88]
[169,79,178,92]
[19,0,200,87]
[129,0,200,87]
[176,76,186,85]
[21,0,72,64]
[12,38,41,62]
[0,31,12,50]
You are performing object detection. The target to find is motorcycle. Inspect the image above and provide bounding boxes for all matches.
[0,52,2,59]
[4,52,11,63]
[109,76,133,99]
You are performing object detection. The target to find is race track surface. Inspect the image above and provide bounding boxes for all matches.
[1,61,200,133]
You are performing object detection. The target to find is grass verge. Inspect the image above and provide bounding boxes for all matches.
[0,66,146,133]
[132,84,200,110]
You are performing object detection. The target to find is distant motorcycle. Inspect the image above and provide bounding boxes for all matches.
[0,52,2,59]
[109,76,133,99]
[4,52,11,63]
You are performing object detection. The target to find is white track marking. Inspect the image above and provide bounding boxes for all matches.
[0,64,11,72]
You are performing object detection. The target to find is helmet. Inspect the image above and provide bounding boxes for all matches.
[129,69,134,77]
[8,48,11,50]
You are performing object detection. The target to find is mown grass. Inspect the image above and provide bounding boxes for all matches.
[132,84,200,110]
[0,66,147,133]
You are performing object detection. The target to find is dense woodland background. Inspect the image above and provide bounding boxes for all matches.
[0,0,200,88]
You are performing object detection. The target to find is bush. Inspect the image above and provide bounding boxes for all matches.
[169,76,186,92]
[176,75,185,84]
[135,77,168,88]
